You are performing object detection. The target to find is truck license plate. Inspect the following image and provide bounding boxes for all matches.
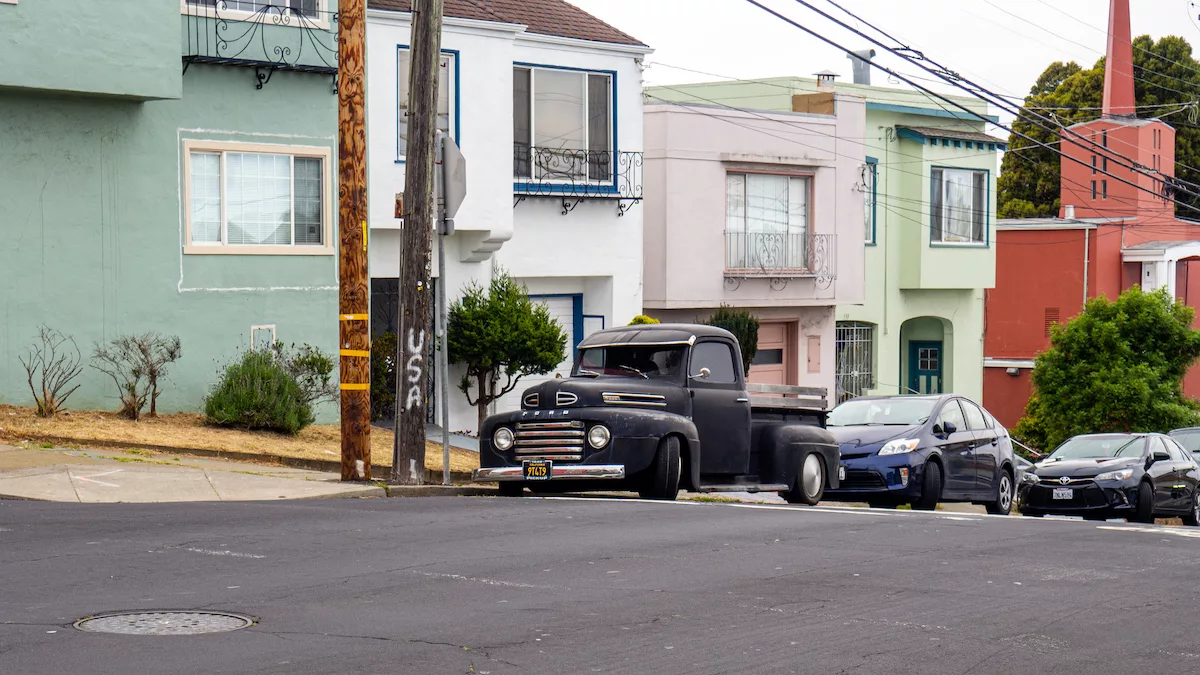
[523,459,551,481]
[1052,487,1073,500]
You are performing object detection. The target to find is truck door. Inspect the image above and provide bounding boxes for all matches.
[689,340,752,475]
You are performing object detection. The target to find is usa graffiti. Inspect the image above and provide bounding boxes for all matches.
[404,328,425,411]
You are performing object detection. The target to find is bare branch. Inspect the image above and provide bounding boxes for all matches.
[20,327,83,417]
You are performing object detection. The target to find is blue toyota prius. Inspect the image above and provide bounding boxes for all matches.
[824,395,1017,514]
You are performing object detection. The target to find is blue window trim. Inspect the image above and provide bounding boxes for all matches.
[512,62,619,196]
[865,156,878,246]
[867,102,1001,124]
[896,126,1008,151]
[928,165,991,249]
[395,44,461,164]
[528,293,585,354]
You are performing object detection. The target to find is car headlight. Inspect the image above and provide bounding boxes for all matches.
[493,427,514,452]
[587,425,611,449]
[878,439,920,456]
[1021,472,1040,484]
[1095,468,1134,481]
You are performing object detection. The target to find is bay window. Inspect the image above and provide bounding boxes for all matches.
[185,141,330,253]
[725,173,809,271]
[513,65,613,182]
[931,168,986,245]
[398,48,455,159]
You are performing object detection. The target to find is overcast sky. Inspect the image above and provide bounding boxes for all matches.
[570,0,1200,124]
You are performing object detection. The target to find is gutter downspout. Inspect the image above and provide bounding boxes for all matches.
[1083,228,1090,308]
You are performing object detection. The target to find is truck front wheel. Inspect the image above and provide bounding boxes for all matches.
[782,453,825,505]
[638,436,681,501]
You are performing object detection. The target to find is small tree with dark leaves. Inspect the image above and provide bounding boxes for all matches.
[703,305,759,375]
[20,326,83,417]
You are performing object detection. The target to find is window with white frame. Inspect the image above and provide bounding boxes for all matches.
[724,172,809,271]
[398,49,455,159]
[513,66,613,182]
[186,142,329,252]
[184,0,320,18]
[930,168,986,244]
[863,161,877,244]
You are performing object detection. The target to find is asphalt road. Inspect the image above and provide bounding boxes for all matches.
[3,497,1200,675]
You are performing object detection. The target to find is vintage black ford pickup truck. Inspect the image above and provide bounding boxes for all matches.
[471,324,841,502]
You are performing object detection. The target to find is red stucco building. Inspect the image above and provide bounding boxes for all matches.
[983,0,1197,429]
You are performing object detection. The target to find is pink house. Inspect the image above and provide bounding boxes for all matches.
[642,95,867,396]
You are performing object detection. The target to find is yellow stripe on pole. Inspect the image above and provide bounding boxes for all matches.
[340,314,369,321]
[340,383,370,391]
[339,349,370,357]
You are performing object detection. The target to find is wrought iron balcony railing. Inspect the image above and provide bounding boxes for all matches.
[513,144,643,215]
[183,1,338,91]
[724,231,836,288]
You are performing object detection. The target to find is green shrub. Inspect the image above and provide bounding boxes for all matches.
[204,350,315,434]
[628,314,660,325]
[371,331,398,422]
[270,341,337,407]
[703,305,759,375]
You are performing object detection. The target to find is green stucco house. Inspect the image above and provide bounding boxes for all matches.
[0,1,340,416]
[647,74,1003,403]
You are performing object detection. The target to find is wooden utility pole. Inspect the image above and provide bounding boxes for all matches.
[392,0,445,484]
[337,0,371,481]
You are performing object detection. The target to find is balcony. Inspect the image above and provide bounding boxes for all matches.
[724,232,836,289]
[182,1,338,91]
[512,144,643,216]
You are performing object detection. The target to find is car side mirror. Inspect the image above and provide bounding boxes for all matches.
[942,421,957,435]
[689,367,711,380]
[1151,450,1171,463]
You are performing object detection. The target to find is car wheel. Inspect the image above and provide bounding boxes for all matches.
[497,481,524,498]
[638,435,681,501]
[985,470,1014,516]
[1130,481,1155,524]
[782,453,826,505]
[912,462,943,511]
[1184,489,1200,527]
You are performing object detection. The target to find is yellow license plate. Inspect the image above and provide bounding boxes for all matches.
[522,460,551,481]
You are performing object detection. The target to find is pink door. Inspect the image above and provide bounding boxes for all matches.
[748,322,794,386]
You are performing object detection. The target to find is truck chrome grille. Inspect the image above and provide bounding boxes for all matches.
[556,391,578,406]
[514,421,584,460]
[602,392,667,407]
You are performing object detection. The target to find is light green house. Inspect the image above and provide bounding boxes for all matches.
[0,1,340,417]
[646,76,1003,403]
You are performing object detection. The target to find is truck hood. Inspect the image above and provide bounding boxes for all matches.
[826,425,921,456]
[520,376,690,414]
[1032,456,1142,479]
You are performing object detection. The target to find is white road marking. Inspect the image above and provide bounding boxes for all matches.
[1096,525,1200,539]
[184,548,265,559]
[417,571,545,589]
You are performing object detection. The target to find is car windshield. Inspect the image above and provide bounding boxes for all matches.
[1171,431,1200,454]
[1047,435,1146,460]
[827,398,937,427]
[575,345,687,380]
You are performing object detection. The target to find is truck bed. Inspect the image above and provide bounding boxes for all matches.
[747,382,828,427]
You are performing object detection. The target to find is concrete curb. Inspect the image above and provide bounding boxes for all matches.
[382,485,497,498]
[1,433,474,484]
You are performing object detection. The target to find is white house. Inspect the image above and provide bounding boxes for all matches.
[366,0,650,433]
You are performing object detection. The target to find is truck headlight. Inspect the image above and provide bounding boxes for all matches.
[588,425,611,449]
[878,439,920,456]
[493,427,514,451]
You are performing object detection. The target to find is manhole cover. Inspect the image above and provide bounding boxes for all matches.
[74,611,254,635]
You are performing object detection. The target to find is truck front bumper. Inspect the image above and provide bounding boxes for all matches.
[472,465,627,482]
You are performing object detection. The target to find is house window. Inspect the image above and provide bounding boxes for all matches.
[513,66,613,182]
[930,168,986,244]
[725,173,809,270]
[1091,156,1096,174]
[864,161,877,244]
[1091,180,1097,200]
[1102,180,1108,199]
[835,322,874,402]
[184,141,331,254]
[398,48,455,159]
[184,0,320,18]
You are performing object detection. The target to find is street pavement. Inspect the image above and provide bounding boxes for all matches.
[0,444,384,502]
[3,496,1200,674]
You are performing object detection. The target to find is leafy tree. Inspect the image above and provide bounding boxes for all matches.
[999,36,1200,218]
[1014,287,1200,452]
[628,314,660,325]
[370,331,398,422]
[703,305,759,375]
[448,272,567,431]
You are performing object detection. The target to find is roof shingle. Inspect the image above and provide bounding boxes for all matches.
[368,0,645,46]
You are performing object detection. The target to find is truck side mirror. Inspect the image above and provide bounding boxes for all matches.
[689,367,711,380]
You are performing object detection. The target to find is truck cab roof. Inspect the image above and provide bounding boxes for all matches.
[577,323,736,349]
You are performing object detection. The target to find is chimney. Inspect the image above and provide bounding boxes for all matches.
[1102,0,1135,117]
[848,49,876,85]
[814,70,839,92]
[1064,204,1076,220]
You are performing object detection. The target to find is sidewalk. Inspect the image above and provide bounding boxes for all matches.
[0,444,385,503]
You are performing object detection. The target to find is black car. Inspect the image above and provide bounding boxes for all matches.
[1019,433,1200,524]
[1168,427,1200,461]
[824,395,1017,514]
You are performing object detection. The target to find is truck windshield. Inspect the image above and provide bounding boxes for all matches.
[575,345,687,381]
[827,398,937,427]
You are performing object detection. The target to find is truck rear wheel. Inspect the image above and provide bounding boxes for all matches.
[638,436,681,501]
[782,452,825,505]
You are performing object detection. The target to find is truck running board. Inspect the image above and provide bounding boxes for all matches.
[695,484,791,493]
